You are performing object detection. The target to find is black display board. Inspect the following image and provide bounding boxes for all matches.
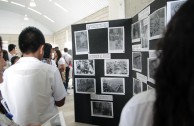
[72,18,132,126]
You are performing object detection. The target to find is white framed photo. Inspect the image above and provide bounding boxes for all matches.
[108,27,125,53]
[147,58,159,84]
[131,21,141,42]
[133,78,142,95]
[74,60,95,76]
[104,59,129,77]
[149,7,166,40]
[91,101,113,118]
[140,17,149,51]
[75,78,96,94]
[101,77,125,95]
[132,52,142,72]
[74,30,89,55]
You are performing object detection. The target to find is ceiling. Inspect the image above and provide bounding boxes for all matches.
[0,0,109,33]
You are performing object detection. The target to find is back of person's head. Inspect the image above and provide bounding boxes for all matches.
[19,26,45,54]
[55,50,62,59]
[8,44,16,52]
[64,48,68,52]
[11,56,20,65]
[153,0,194,126]
[43,43,52,59]
[2,50,9,61]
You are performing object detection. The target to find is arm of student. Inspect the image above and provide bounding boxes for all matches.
[52,67,67,107]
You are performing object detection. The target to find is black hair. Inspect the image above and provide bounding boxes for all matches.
[43,43,52,59]
[8,44,16,52]
[55,50,62,67]
[11,56,20,65]
[153,0,194,126]
[19,26,45,53]
[0,36,2,49]
[2,50,9,61]
[64,48,68,52]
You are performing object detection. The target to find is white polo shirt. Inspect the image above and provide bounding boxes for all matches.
[119,89,155,126]
[62,52,72,67]
[1,57,67,125]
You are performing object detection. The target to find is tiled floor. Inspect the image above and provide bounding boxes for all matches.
[58,79,97,126]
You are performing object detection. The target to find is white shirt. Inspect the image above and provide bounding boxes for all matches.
[58,57,65,66]
[119,89,155,126]
[1,57,67,125]
[8,52,14,61]
[62,52,72,67]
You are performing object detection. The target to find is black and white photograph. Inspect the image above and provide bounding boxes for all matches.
[140,17,149,51]
[42,112,66,126]
[131,21,141,42]
[75,78,96,94]
[132,52,142,72]
[74,30,89,55]
[108,27,125,53]
[150,7,166,40]
[167,0,186,23]
[91,101,113,118]
[133,78,142,95]
[147,58,159,83]
[74,60,95,76]
[101,77,125,95]
[105,59,129,77]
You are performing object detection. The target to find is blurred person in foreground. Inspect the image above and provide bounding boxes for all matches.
[1,27,67,125]
[119,0,194,126]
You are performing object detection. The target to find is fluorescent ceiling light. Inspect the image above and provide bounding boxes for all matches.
[11,1,25,7]
[0,0,8,2]
[43,15,55,23]
[29,0,36,7]
[28,7,42,15]
[54,2,68,13]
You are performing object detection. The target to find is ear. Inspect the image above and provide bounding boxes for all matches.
[39,45,44,55]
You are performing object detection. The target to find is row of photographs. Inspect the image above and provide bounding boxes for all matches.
[75,78,125,95]
[75,77,154,96]
[74,59,129,77]
[74,27,125,55]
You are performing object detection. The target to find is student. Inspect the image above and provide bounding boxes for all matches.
[8,44,17,61]
[43,43,56,66]
[119,0,194,126]
[10,56,20,65]
[1,27,67,125]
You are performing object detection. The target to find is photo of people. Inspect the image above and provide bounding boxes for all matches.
[75,78,96,94]
[74,30,89,55]
[108,27,125,53]
[74,60,95,76]
[101,77,125,95]
[91,101,113,118]
[105,59,129,77]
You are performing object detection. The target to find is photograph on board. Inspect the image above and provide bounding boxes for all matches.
[131,21,141,42]
[74,60,95,76]
[74,30,89,55]
[133,78,142,95]
[101,77,125,95]
[150,7,166,40]
[147,58,159,83]
[167,0,186,23]
[140,17,149,51]
[75,78,96,94]
[91,101,113,118]
[132,52,142,72]
[105,59,129,77]
[108,27,125,53]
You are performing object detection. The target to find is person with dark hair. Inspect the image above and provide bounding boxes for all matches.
[1,27,67,125]
[10,56,20,65]
[119,0,194,126]
[8,44,17,61]
[62,47,72,89]
[42,43,56,66]
[2,49,11,69]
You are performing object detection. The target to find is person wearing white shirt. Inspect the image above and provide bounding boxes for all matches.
[1,27,67,125]
[8,44,17,61]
